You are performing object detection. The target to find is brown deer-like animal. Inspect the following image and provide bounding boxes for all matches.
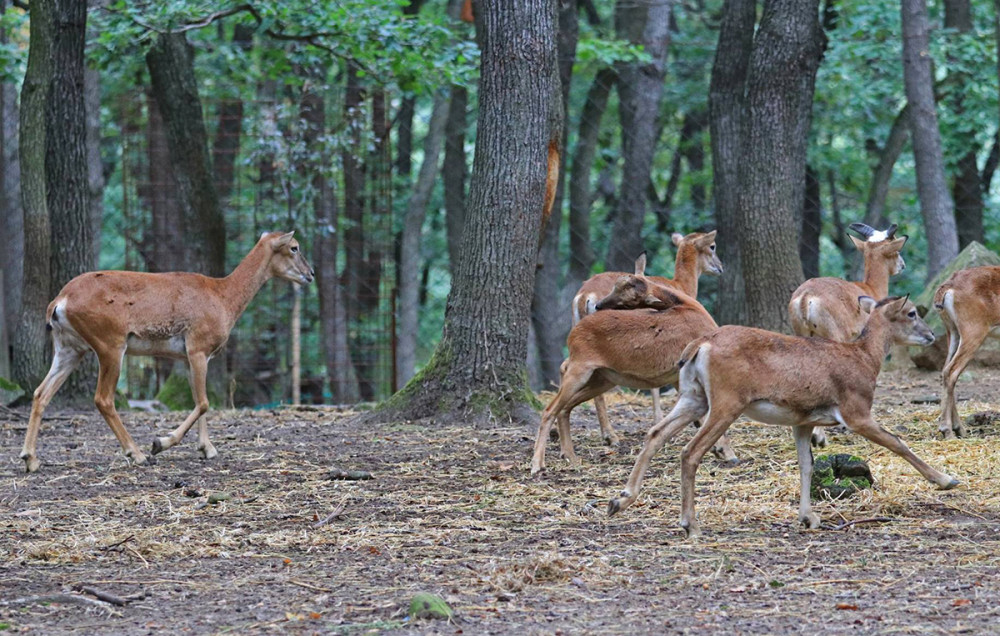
[20,232,314,472]
[531,275,737,475]
[570,231,722,444]
[934,266,1000,439]
[788,222,908,447]
[607,296,957,539]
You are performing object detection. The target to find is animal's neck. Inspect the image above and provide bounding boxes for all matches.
[861,253,889,298]
[673,248,698,298]
[853,311,892,373]
[219,243,273,322]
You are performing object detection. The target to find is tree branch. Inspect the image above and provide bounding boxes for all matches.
[12,0,29,10]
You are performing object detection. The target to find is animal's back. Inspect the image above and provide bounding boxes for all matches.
[788,277,868,341]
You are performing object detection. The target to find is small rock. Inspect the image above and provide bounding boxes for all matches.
[207,492,232,504]
[910,394,941,405]
[409,593,453,620]
[811,454,874,501]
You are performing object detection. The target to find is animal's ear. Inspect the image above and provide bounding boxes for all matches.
[644,294,670,310]
[887,235,908,251]
[858,296,878,313]
[671,233,684,247]
[272,231,295,249]
[698,230,718,246]
[917,304,929,318]
[634,251,647,276]
[849,235,866,251]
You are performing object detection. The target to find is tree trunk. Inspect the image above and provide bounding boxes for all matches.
[606,0,671,272]
[443,87,468,270]
[14,0,52,391]
[944,0,983,248]
[341,64,365,326]
[84,64,103,267]
[142,91,186,273]
[682,108,708,211]
[146,32,226,277]
[800,164,821,279]
[212,25,252,204]
[0,0,23,371]
[44,0,94,403]
[370,0,562,426]
[396,95,416,179]
[567,67,615,292]
[737,0,824,331]
[397,94,449,386]
[709,0,755,326]
[901,0,959,280]
[531,0,578,390]
[864,103,910,231]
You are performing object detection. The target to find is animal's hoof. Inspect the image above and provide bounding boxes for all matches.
[21,454,40,473]
[151,437,165,455]
[199,445,218,460]
[529,463,544,476]
[681,522,700,540]
[954,426,967,439]
[723,457,741,468]
[548,428,559,441]
[607,499,622,517]
[134,453,155,466]
[940,477,960,490]
[811,432,827,448]
[800,512,821,529]
[603,435,621,447]
[939,428,956,440]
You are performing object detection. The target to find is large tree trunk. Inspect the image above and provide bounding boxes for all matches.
[370,0,562,426]
[397,94,449,386]
[566,67,615,293]
[605,0,671,272]
[901,0,959,280]
[146,33,226,277]
[531,0,578,390]
[737,0,824,331]
[46,0,94,403]
[443,0,470,270]
[709,0,755,326]
[0,0,23,374]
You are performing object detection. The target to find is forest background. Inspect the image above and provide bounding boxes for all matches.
[0,0,997,411]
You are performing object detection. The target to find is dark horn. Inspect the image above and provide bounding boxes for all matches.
[885,223,898,239]
[848,222,874,238]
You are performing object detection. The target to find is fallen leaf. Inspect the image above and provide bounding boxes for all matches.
[952,599,972,607]
[836,603,859,611]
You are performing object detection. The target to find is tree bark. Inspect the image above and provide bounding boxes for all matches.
[605,0,671,272]
[84,64,103,267]
[567,67,615,292]
[863,103,910,231]
[146,32,226,278]
[901,0,959,280]
[443,0,470,271]
[371,0,562,425]
[709,0,755,326]
[0,0,23,372]
[142,91,186,273]
[212,25,252,205]
[531,0,578,390]
[737,0,825,331]
[397,94,449,387]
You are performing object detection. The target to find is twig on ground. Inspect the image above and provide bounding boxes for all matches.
[288,579,333,593]
[1,593,117,612]
[312,497,349,528]
[71,585,129,606]
[100,535,135,551]
[833,517,895,531]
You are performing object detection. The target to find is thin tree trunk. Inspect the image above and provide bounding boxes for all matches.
[801,165,821,279]
[567,67,615,291]
[146,32,226,278]
[142,91,186,273]
[84,65,103,268]
[213,25,252,204]
[606,0,671,272]
[901,0,959,280]
[531,0,578,390]
[0,0,23,368]
[370,0,562,426]
[709,0,755,326]
[397,94,449,386]
[737,0,824,331]
[341,63,365,326]
[396,96,416,179]
[13,0,53,392]
[864,103,910,231]
[443,86,468,270]
[682,108,708,211]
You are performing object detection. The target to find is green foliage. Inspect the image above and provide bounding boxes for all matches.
[0,6,27,84]
[155,372,194,411]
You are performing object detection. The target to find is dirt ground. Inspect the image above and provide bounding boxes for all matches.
[2,366,1000,635]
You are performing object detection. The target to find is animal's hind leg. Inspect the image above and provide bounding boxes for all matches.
[20,342,86,472]
[93,345,149,465]
[594,393,619,445]
[939,325,987,439]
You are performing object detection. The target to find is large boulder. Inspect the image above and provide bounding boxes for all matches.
[906,242,1000,371]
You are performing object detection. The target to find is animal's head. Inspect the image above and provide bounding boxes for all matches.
[849,223,907,275]
[261,231,314,285]
[859,294,934,346]
[595,275,683,311]
[672,230,723,276]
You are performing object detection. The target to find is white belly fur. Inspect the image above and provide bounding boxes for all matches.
[743,401,842,427]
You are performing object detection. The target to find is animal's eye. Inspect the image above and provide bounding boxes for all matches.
[907,310,916,318]
[291,246,299,253]
[710,244,716,252]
